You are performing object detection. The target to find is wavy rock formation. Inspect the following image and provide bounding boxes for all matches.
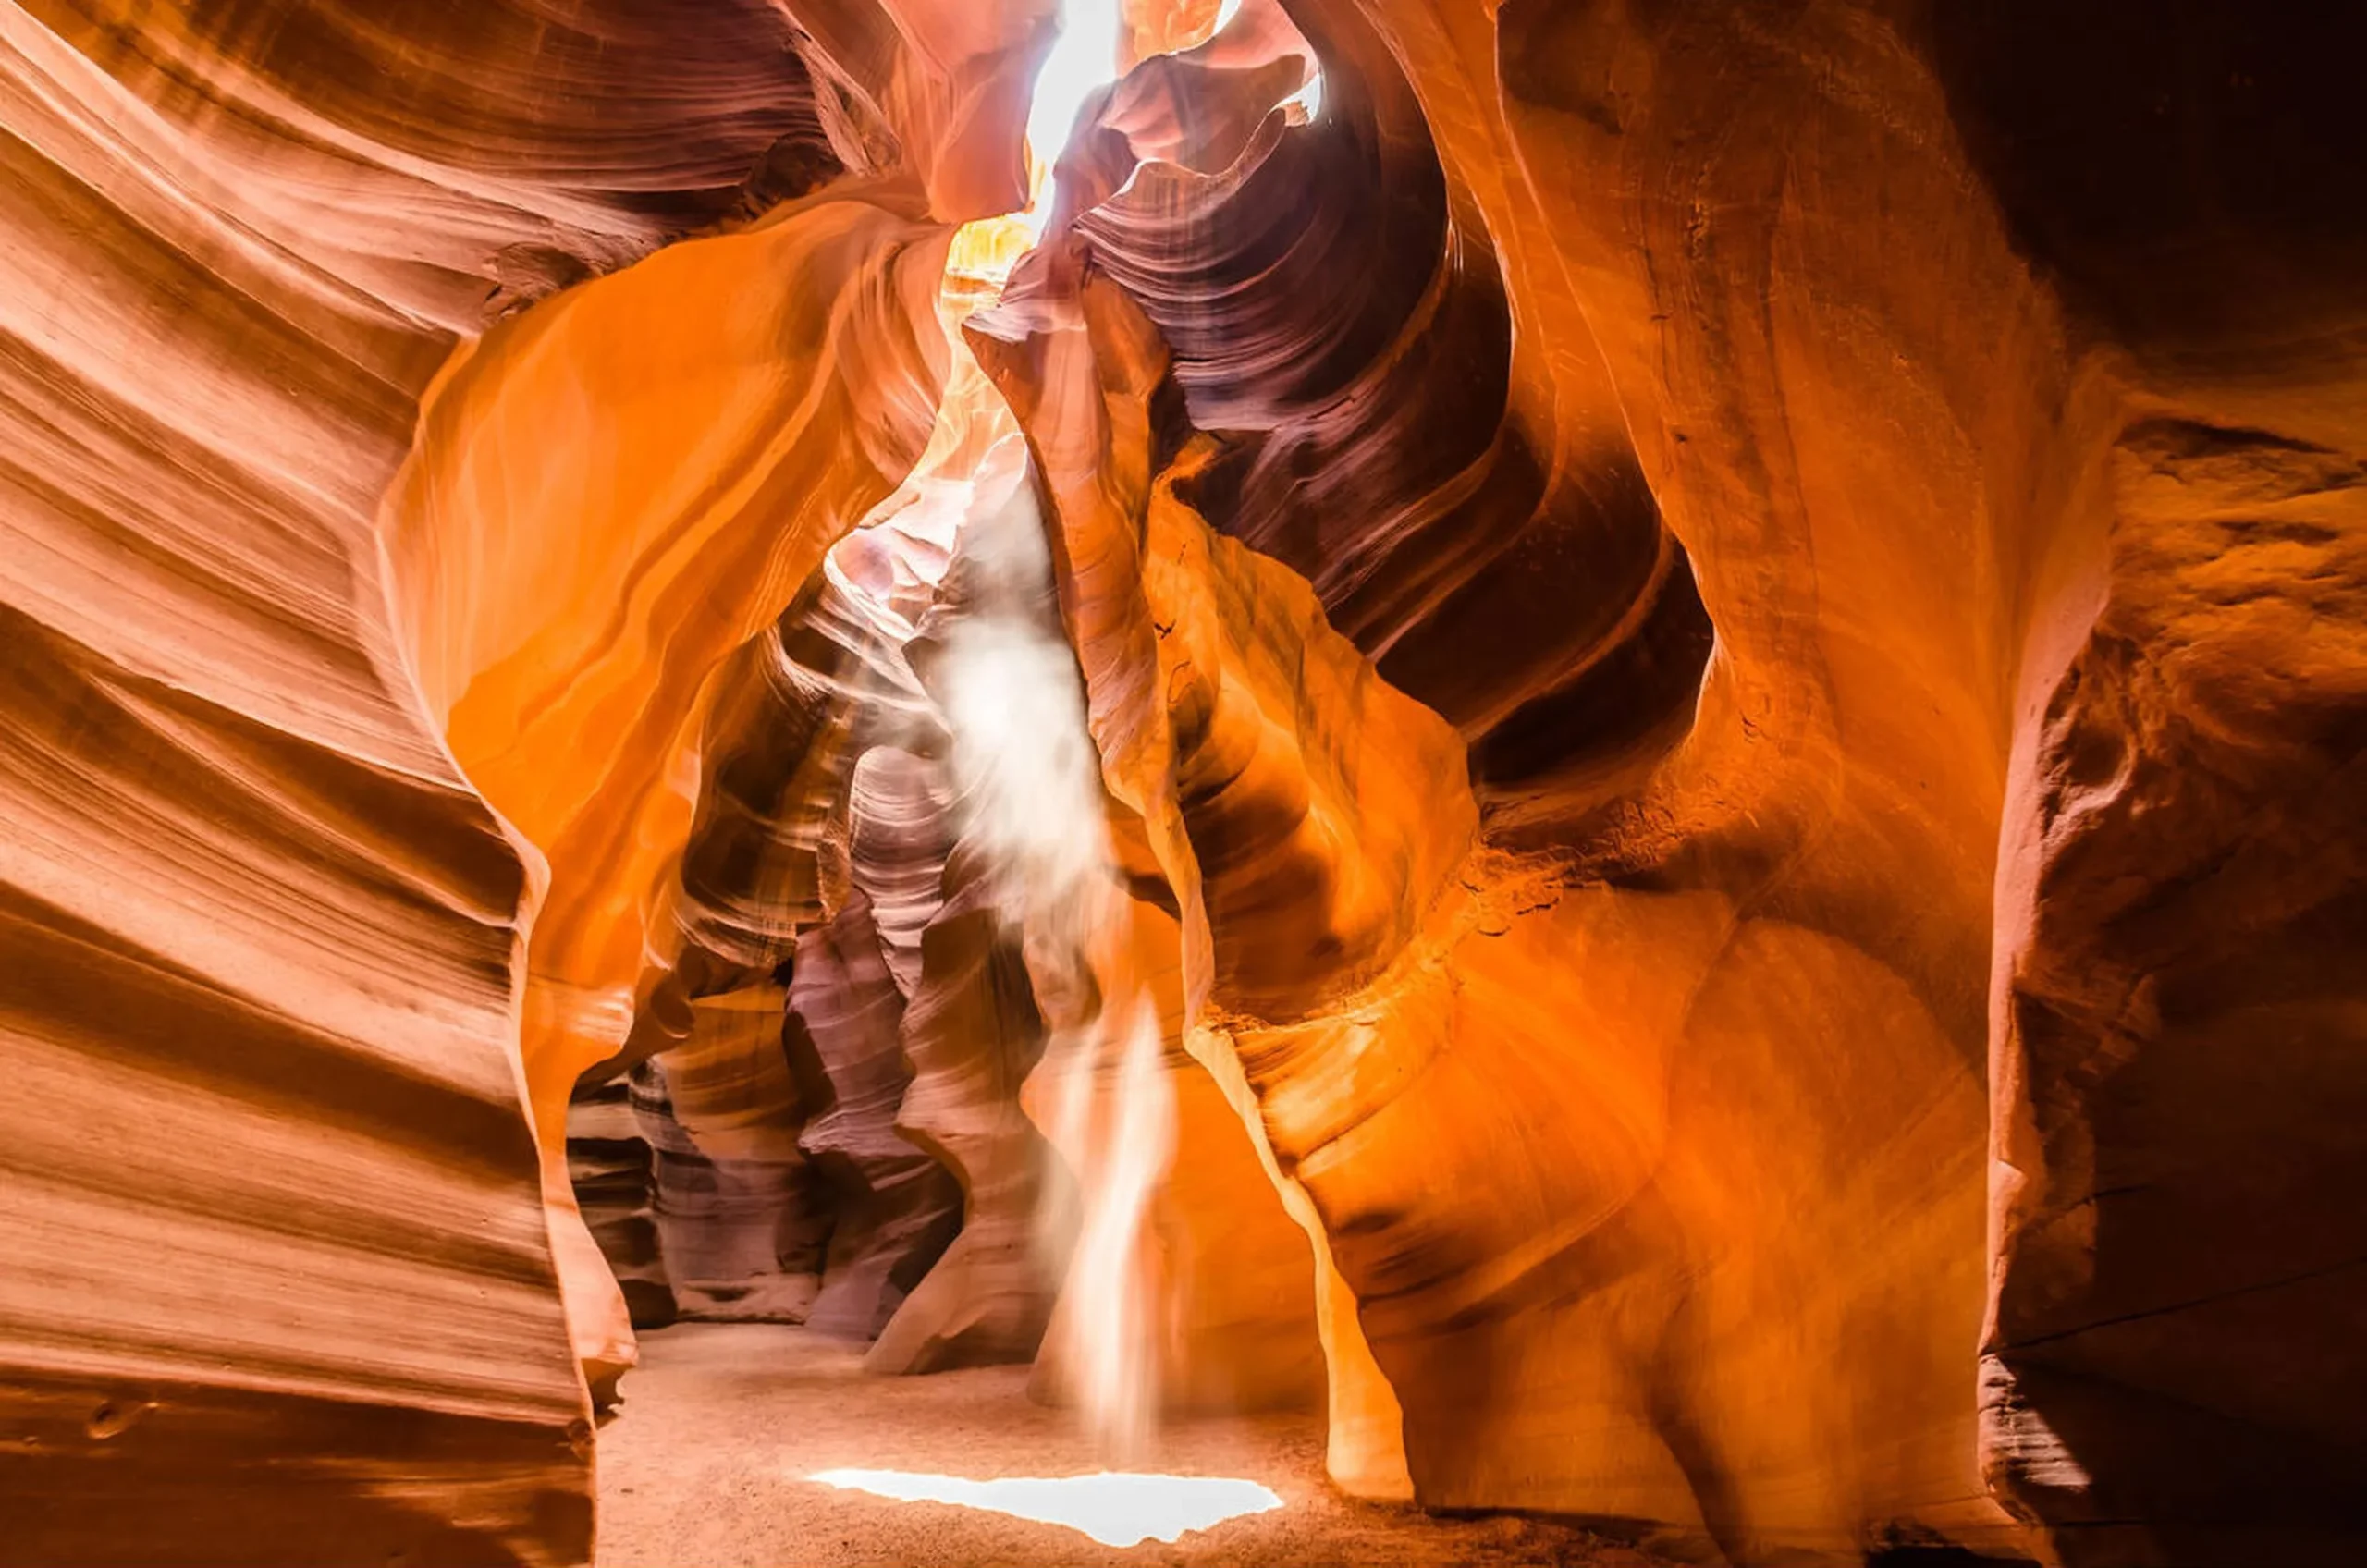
[381,174,955,1396]
[1074,0,1713,825]
[848,748,955,999]
[864,484,1066,1373]
[782,0,1055,223]
[973,255,1445,1493]
[863,841,1057,1373]
[636,990,834,1325]
[1927,16,2367,1563]
[1368,6,2367,1563]
[955,6,2367,1561]
[791,894,966,1340]
[1016,866,1332,1437]
[7,3,2364,1566]
[0,2,843,1560]
[567,1079,677,1331]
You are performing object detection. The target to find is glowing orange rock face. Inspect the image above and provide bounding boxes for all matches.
[971,8,2367,1563]
[8,4,2367,1568]
[969,261,1452,1494]
[379,179,956,1396]
[973,17,2002,1553]
[0,3,843,1560]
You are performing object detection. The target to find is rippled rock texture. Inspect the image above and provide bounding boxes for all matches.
[968,2,2367,1563]
[634,1020,833,1327]
[6,2,2363,1567]
[568,1078,677,1331]
[0,1,850,1560]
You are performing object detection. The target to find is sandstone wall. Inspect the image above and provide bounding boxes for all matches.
[0,3,837,1558]
[6,6,2361,1567]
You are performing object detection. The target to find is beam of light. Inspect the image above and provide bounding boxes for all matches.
[808,1469,1284,1548]
[1022,0,1125,234]
[949,0,1127,280]
[950,0,1324,286]
[928,6,1186,1464]
[1033,988,1176,1456]
[928,493,1179,1460]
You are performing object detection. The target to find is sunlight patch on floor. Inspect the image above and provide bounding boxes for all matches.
[807,1469,1285,1548]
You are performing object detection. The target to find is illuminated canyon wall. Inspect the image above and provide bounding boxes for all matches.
[3,3,2362,1567]
[0,3,841,1561]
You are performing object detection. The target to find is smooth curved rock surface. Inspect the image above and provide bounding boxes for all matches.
[632,1053,831,1327]
[6,4,2364,1566]
[1073,2,1712,823]
[783,0,1055,223]
[864,843,1057,1374]
[382,174,954,1395]
[0,1,846,1557]
[866,482,1068,1375]
[965,6,2367,1555]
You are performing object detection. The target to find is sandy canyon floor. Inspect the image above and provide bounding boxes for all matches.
[595,1326,1670,1568]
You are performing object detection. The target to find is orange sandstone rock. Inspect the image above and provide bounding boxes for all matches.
[7,5,2366,1567]
[0,2,837,1557]
[381,177,955,1397]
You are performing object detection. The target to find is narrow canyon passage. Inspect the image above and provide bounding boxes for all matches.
[5,4,2365,1568]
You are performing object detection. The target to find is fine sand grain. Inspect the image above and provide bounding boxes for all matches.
[595,1325,1671,1568]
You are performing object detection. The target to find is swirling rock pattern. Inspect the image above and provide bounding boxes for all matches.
[848,748,957,998]
[381,174,954,1396]
[960,4,2367,1560]
[632,1055,831,1325]
[1367,6,2367,1562]
[780,0,1054,223]
[791,893,965,1340]
[0,1,1039,1560]
[972,259,1448,1492]
[0,2,843,1560]
[7,2,2366,1566]
[1073,0,1713,825]
[863,843,1057,1373]
[865,481,1066,1375]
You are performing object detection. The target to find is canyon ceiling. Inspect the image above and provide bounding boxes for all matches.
[2,3,2362,1567]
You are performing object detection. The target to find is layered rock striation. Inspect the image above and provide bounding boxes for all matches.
[963,3,2367,1562]
[0,3,848,1559]
[6,4,2363,1568]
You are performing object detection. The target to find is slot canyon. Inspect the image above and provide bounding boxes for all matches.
[3,1,2364,1564]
